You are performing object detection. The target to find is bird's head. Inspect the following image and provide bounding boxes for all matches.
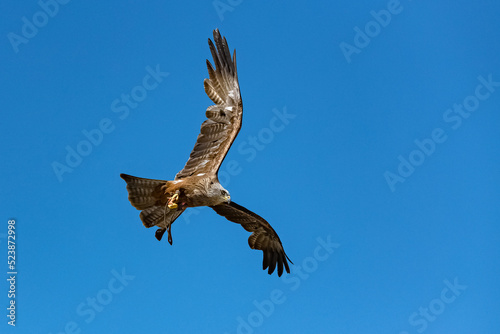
[221,189,231,204]
[208,181,231,204]
[218,187,231,204]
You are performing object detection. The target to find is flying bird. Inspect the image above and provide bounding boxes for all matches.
[120,29,292,276]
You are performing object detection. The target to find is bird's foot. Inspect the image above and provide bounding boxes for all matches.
[167,192,180,210]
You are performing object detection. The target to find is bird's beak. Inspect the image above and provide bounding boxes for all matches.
[224,195,231,203]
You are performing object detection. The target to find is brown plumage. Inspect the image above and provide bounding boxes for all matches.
[120,29,292,276]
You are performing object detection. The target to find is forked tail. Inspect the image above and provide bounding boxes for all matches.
[120,173,185,243]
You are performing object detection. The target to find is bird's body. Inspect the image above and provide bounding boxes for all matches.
[125,174,229,210]
[167,175,229,208]
[120,29,292,276]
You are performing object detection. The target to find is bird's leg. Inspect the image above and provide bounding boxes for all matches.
[167,190,180,210]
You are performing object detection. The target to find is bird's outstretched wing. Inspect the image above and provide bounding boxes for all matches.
[176,29,242,179]
[211,202,292,276]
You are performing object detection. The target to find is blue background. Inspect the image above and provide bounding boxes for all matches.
[1,0,499,333]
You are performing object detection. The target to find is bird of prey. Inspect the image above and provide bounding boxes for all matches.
[120,29,292,276]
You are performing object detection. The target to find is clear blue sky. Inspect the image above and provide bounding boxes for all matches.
[1,1,499,333]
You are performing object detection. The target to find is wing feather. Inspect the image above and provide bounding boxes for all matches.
[211,202,292,277]
[176,29,242,179]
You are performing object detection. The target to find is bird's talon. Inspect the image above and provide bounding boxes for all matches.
[167,193,180,209]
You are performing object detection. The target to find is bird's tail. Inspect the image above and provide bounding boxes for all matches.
[120,174,185,240]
